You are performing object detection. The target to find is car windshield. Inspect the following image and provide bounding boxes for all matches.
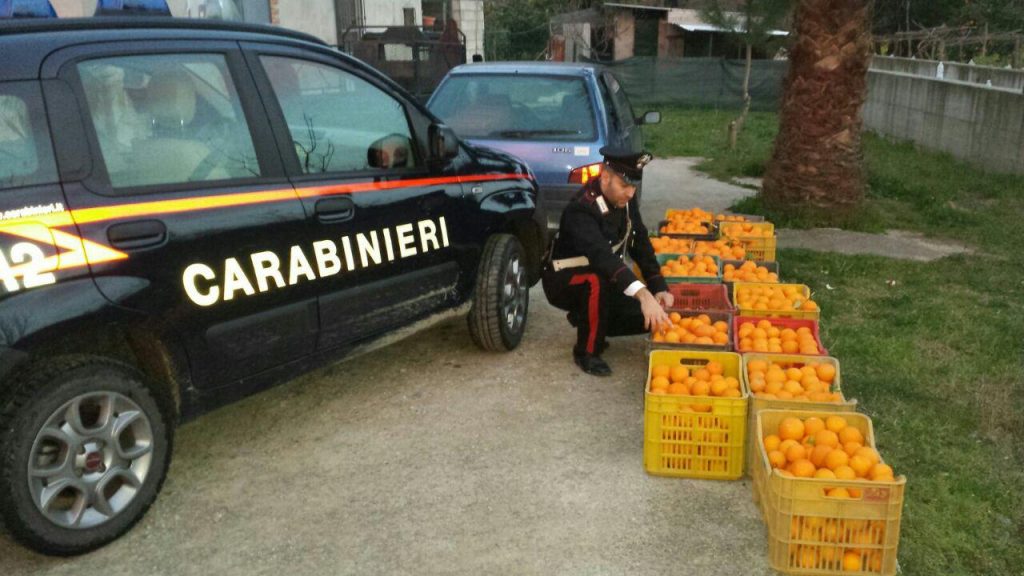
[429,74,597,141]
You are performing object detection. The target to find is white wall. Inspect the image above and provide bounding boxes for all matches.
[279,0,337,44]
[452,0,484,61]
[362,0,420,28]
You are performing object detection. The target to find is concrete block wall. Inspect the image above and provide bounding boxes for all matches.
[864,70,1024,175]
[871,56,1024,93]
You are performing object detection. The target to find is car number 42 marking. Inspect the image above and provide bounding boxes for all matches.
[0,242,57,293]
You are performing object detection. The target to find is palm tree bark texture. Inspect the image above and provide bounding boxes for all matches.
[762,0,873,219]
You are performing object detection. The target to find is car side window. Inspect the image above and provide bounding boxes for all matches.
[260,56,419,174]
[604,73,635,131]
[596,75,619,132]
[0,84,58,191]
[77,54,261,190]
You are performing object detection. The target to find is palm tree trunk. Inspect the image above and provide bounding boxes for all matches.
[761,0,872,219]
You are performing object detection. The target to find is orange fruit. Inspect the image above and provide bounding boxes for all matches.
[786,443,808,463]
[842,551,862,571]
[834,465,856,480]
[809,444,833,468]
[768,450,787,469]
[763,435,782,452]
[667,382,687,395]
[870,463,894,481]
[789,459,816,478]
[814,468,836,479]
[691,380,710,396]
[825,415,848,434]
[843,441,863,457]
[839,426,864,446]
[816,363,836,383]
[828,487,851,499]
[849,455,873,478]
[650,376,670,391]
[855,447,881,468]
[803,416,826,437]
[670,365,688,383]
[825,449,849,471]
[778,417,806,441]
[815,429,840,449]
[778,439,799,455]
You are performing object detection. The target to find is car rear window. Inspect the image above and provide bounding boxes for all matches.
[429,74,596,142]
[0,83,58,191]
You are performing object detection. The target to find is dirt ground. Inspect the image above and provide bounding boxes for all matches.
[1,160,774,575]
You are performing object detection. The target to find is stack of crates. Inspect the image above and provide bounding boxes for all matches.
[752,410,906,575]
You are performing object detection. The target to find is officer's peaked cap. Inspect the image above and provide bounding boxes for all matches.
[600,146,652,186]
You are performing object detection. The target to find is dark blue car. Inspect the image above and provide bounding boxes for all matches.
[428,62,660,230]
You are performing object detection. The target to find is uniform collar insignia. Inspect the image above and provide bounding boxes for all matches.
[595,195,609,214]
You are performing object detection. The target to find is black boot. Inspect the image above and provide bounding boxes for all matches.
[573,352,612,376]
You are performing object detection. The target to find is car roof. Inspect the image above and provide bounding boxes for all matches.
[0,17,330,81]
[0,16,324,45]
[446,61,606,77]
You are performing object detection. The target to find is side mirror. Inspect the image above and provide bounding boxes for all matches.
[429,123,459,161]
[637,111,661,125]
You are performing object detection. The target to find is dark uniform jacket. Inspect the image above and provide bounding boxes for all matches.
[548,180,668,295]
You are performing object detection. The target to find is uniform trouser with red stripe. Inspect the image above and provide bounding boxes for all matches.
[542,267,647,357]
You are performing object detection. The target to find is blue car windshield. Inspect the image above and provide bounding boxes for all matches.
[430,74,597,141]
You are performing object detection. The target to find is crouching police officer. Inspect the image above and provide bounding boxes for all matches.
[542,147,674,376]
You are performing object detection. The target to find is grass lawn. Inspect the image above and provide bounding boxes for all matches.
[645,107,1024,576]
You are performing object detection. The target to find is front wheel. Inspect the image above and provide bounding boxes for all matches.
[468,234,529,351]
[0,357,173,556]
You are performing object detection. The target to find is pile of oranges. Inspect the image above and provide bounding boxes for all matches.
[692,239,746,260]
[736,319,823,354]
[763,415,896,484]
[651,312,730,346]
[721,222,774,238]
[747,358,840,401]
[660,220,711,235]
[735,284,818,313]
[650,236,694,254]
[786,535,886,572]
[665,207,713,222]
[723,260,778,283]
[648,360,742,409]
[659,254,719,278]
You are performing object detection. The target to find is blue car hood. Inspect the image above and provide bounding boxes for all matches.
[464,138,603,188]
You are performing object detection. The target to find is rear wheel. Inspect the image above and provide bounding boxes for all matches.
[468,234,529,351]
[0,357,172,556]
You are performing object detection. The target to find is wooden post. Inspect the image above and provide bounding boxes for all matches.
[958,38,964,62]
[938,40,946,61]
[1014,36,1022,69]
[981,23,988,57]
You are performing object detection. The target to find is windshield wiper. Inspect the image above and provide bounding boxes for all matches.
[491,129,582,138]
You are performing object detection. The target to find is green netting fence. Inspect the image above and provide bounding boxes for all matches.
[588,56,789,111]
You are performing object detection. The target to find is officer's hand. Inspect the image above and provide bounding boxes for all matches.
[638,289,671,332]
[654,291,674,310]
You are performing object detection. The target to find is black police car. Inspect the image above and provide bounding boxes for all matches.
[0,4,544,555]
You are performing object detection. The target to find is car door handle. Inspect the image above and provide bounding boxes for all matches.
[107,220,167,250]
[315,197,355,223]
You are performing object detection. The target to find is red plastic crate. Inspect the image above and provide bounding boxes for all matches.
[667,283,734,313]
[732,316,827,356]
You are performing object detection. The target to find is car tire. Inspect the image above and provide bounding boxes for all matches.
[468,234,529,351]
[0,356,173,556]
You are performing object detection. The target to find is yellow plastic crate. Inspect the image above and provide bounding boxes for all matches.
[741,354,857,476]
[753,410,906,576]
[718,221,776,239]
[644,350,748,480]
[737,236,778,262]
[732,282,820,321]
